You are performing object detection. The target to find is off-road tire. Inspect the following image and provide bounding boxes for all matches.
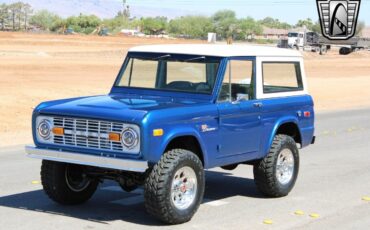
[144,149,205,225]
[41,160,98,205]
[253,135,299,197]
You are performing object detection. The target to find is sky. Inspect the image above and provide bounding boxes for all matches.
[126,0,370,24]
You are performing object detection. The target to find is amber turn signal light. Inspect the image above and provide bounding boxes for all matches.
[52,127,64,135]
[109,133,121,142]
[153,129,164,137]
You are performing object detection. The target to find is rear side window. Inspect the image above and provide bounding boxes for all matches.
[262,62,303,93]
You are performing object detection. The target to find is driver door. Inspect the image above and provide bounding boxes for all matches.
[217,58,262,156]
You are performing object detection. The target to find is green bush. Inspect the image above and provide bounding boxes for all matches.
[168,16,214,39]
[66,14,101,34]
[30,10,64,31]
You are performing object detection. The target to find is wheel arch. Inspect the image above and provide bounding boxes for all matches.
[159,131,208,168]
[264,118,302,156]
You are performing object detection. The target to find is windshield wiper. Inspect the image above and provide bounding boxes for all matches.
[185,56,206,62]
[154,54,171,60]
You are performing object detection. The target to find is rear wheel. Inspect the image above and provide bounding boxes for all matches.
[41,160,98,205]
[144,149,205,224]
[339,47,352,55]
[253,135,299,197]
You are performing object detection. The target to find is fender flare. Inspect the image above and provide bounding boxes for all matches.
[159,127,209,168]
[263,117,301,157]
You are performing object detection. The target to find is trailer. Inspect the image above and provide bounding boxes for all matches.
[278,31,370,55]
[318,36,370,55]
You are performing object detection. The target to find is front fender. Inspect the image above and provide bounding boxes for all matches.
[145,126,209,167]
[262,116,301,157]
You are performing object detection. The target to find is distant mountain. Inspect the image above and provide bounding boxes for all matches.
[0,0,195,19]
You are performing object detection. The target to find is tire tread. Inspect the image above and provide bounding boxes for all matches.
[253,135,299,197]
[41,160,98,205]
[144,149,204,224]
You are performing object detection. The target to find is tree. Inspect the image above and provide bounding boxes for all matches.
[140,17,167,35]
[0,2,32,31]
[8,3,18,30]
[103,11,132,33]
[259,17,291,29]
[311,21,321,33]
[30,10,63,31]
[0,3,9,30]
[212,10,239,40]
[16,2,23,30]
[239,17,263,37]
[168,16,213,38]
[65,14,101,34]
[296,18,315,30]
[23,3,32,30]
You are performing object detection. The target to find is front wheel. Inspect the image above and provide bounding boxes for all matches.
[41,160,98,205]
[253,135,299,197]
[144,149,205,224]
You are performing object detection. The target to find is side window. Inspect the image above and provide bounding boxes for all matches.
[218,60,254,102]
[262,62,303,93]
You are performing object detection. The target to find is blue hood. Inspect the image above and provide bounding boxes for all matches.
[35,94,206,124]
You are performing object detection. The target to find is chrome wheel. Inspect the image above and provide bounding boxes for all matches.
[171,166,198,210]
[276,149,295,185]
[65,165,91,192]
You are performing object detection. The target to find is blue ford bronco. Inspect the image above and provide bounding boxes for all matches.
[26,44,315,224]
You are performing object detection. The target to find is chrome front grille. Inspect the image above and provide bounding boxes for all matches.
[53,117,126,152]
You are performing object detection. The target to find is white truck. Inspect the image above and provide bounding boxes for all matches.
[281,31,370,55]
[287,31,305,49]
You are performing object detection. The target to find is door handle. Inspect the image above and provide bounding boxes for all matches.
[253,102,263,108]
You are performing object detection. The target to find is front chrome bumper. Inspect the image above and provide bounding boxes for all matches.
[25,145,148,172]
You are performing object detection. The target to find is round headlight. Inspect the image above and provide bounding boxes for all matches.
[38,120,52,139]
[121,127,138,149]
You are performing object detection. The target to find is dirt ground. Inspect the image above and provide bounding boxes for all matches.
[0,32,369,147]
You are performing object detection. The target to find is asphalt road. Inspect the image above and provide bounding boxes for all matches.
[1,109,370,230]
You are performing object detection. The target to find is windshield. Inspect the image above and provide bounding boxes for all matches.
[115,54,221,94]
[288,33,298,38]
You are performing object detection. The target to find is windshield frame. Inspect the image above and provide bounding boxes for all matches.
[112,52,224,99]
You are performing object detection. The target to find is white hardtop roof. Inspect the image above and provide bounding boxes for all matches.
[128,44,302,58]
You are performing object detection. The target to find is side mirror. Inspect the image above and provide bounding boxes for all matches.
[232,94,249,104]
[237,93,249,101]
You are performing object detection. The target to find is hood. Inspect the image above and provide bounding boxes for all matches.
[35,94,207,123]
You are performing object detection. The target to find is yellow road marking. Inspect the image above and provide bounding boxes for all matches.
[31,180,40,184]
[294,210,305,216]
[263,219,273,225]
[309,213,320,218]
[362,196,370,201]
